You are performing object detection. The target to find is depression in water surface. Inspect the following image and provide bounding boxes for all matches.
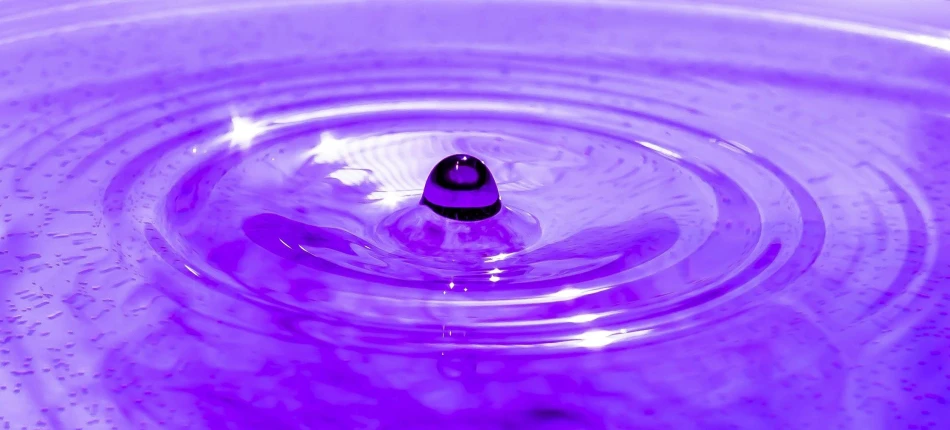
[0,1,949,429]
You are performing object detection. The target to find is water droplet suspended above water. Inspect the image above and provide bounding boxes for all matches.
[421,154,502,221]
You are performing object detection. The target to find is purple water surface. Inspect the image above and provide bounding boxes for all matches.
[1,1,949,429]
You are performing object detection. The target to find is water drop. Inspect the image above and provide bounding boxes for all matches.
[421,154,501,221]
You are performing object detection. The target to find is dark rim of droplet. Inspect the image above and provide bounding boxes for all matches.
[421,198,502,221]
[432,156,490,191]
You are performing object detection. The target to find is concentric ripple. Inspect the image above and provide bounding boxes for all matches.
[1,1,949,429]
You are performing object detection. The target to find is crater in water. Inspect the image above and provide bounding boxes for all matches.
[0,1,948,429]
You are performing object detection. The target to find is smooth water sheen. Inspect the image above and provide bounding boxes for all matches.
[1,1,949,429]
